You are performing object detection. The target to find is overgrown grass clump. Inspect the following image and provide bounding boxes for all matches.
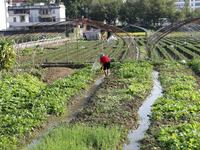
[29,125,122,150]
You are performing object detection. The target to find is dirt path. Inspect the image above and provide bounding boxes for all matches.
[22,76,105,150]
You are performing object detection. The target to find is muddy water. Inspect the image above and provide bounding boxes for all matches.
[26,76,105,150]
[124,71,163,150]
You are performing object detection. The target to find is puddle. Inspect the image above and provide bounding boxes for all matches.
[124,70,163,150]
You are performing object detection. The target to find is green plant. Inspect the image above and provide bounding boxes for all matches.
[0,67,95,149]
[0,40,16,71]
[157,122,200,150]
[142,62,200,149]
[29,125,122,150]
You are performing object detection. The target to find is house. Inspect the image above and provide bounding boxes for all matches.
[8,2,66,30]
[175,0,200,10]
[83,28,101,40]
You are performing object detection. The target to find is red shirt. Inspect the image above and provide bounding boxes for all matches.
[100,55,110,64]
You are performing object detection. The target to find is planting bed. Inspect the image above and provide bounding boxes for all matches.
[26,61,153,150]
[141,61,200,150]
[0,67,96,150]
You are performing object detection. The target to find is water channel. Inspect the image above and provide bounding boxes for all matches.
[124,71,163,150]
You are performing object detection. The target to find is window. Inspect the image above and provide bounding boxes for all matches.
[39,9,49,15]
[52,17,56,22]
[13,17,16,22]
[20,16,25,22]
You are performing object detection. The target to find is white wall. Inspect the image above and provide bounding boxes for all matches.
[0,0,9,30]
[9,14,29,23]
[59,4,66,21]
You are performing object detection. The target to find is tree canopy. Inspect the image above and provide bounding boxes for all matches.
[27,0,200,28]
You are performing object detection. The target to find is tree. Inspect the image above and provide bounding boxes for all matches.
[104,1,122,24]
[60,0,93,19]
[142,0,176,27]
[119,0,176,27]
[89,5,106,21]
[193,8,200,18]
[87,0,122,23]
[119,1,139,24]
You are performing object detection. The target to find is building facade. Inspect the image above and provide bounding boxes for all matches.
[0,0,66,31]
[175,0,200,9]
[8,3,66,29]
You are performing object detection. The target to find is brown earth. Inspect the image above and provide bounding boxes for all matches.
[43,67,75,83]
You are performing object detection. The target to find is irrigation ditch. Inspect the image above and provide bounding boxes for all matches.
[124,71,163,150]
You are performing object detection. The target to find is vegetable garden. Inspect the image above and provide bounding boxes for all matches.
[0,19,200,150]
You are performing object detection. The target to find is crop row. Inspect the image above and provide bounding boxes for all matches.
[28,61,153,149]
[17,39,126,69]
[149,37,200,61]
[142,61,200,150]
[17,40,102,68]
[164,38,200,56]
[0,67,95,150]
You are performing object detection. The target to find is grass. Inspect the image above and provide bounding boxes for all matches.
[116,32,146,36]
[28,125,122,150]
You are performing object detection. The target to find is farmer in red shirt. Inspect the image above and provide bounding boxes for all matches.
[99,53,111,76]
